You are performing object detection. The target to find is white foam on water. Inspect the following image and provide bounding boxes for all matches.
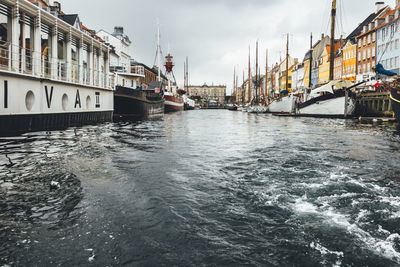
[293,199,400,264]
[355,209,371,224]
[310,242,344,266]
[293,199,319,214]
[85,248,95,263]
[379,196,400,208]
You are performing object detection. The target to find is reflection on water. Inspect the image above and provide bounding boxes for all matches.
[1,111,400,266]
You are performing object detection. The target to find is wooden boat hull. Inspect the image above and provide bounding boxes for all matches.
[391,88,400,122]
[165,95,184,112]
[114,86,164,119]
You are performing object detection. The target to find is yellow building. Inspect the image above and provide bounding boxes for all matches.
[187,84,226,103]
[341,40,356,82]
[318,41,343,85]
[318,46,330,84]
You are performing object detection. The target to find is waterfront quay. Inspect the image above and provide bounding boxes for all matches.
[1,111,400,266]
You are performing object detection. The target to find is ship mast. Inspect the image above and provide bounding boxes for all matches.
[248,46,251,104]
[329,0,336,81]
[285,33,289,92]
[236,68,238,104]
[157,21,161,82]
[266,48,268,100]
[186,56,189,92]
[233,66,236,103]
[255,41,259,103]
[309,32,313,88]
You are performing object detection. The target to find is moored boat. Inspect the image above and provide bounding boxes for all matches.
[227,104,238,111]
[183,95,195,110]
[267,94,297,114]
[247,104,267,113]
[297,80,356,118]
[0,0,113,136]
[164,92,184,112]
[114,78,164,120]
[164,53,184,112]
[390,88,400,123]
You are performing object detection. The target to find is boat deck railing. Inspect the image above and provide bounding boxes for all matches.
[0,42,110,90]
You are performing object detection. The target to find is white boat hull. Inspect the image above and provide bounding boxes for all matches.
[247,105,267,113]
[267,95,297,114]
[297,95,356,118]
[0,72,113,136]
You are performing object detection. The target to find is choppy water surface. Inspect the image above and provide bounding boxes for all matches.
[1,111,400,266]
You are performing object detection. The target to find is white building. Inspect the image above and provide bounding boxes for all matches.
[292,63,305,92]
[98,27,131,73]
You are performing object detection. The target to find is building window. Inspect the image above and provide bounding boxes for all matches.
[367,34,371,44]
[363,50,366,60]
[396,39,400,49]
[372,32,376,42]
[363,64,366,73]
[367,63,370,72]
[367,49,371,59]
[358,65,361,74]
[372,47,376,57]
[358,52,361,61]
[358,39,362,47]
[363,37,366,46]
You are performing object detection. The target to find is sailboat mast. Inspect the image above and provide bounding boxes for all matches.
[329,0,336,81]
[256,41,258,103]
[285,33,289,92]
[309,32,313,88]
[233,66,236,101]
[186,56,189,91]
[266,48,268,99]
[236,68,238,103]
[157,22,161,82]
[242,70,245,104]
[248,46,251,104]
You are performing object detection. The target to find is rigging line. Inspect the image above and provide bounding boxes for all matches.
[321,0,331,34]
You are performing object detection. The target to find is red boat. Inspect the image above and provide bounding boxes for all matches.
[164,92,184,112]
[164,53,184,112]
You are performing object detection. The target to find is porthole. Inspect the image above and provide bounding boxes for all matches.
[25,90,35,111]
[62,94,68,111]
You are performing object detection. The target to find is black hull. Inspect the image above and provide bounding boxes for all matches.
[391,89,400,122]
[184,103,195,110]
[298,90,348,109]
[114,86,164,119]
[0,111,112,137]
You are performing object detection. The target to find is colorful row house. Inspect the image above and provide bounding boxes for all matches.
[376,5,400,78]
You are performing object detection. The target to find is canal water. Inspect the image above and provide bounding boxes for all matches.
[1,110,400,266]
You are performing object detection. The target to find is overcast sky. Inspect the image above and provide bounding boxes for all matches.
[59,0,396,94]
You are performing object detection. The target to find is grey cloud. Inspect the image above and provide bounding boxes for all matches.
[60,0,396,92]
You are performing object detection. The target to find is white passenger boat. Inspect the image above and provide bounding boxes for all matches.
[0,0,113,136]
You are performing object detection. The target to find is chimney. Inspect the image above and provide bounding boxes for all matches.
[375,2,385,13]
[53,1,61,12]
[321,33,325,39]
